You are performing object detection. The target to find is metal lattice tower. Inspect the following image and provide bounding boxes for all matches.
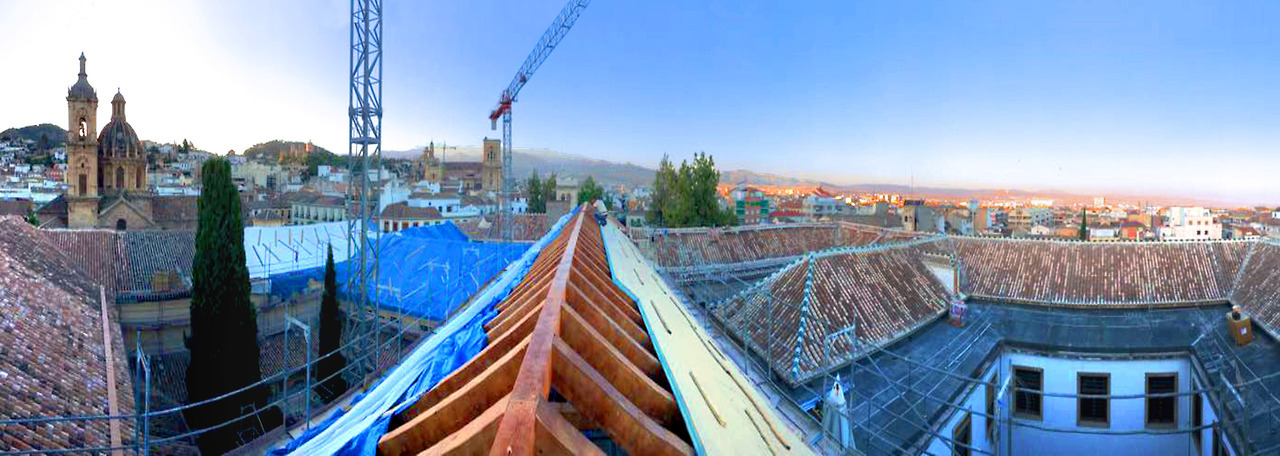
[347,0,383,380]
[489,0,591,241]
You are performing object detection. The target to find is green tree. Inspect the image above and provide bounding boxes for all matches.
[185,158,275,453]
[1079,208,1089,241]
[577,175,605,207]
[25,206,39,226]
[316,244,348,402]
[650,152,735,228]
[648,154,674,225]
[526,172,544,213]
[544,173,558,205]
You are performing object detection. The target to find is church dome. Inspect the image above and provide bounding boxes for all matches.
[98,91,142,158]
[97,118,142,158]
[68,53,96,100]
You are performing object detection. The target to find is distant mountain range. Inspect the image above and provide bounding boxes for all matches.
[380,145,1242,206]
[384,146,656,187]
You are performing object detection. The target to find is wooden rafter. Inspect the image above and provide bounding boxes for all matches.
[377,208,695,456]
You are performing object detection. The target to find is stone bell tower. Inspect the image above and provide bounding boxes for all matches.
[66,53,101,228]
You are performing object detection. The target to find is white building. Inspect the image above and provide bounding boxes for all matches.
[802,194,840,221]
[1159,207,1222,241]
[1009,207,1052,229]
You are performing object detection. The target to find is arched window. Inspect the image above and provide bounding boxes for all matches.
[116,167,125,189]
[78,118,87,138]
[116,219,127,230]
[136,166,144,189]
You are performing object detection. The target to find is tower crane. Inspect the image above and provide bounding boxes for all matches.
[490,0,591,240]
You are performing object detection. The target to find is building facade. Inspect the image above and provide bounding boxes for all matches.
[410,138,504,193]
[1160,207,1222,241]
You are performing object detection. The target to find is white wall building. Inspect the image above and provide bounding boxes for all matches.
[924,349,1229,456]
[1160,207,1222,241]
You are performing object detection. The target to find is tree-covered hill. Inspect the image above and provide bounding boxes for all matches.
[0,124,68,149]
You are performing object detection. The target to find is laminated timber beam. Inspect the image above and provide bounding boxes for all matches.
[377,208,694,456]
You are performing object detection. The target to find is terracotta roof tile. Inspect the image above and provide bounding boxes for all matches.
[0,216,135,451]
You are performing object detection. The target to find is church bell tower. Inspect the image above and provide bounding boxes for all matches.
[66,53,101,227]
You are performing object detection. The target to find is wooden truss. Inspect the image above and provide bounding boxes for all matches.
[379,209,695,456]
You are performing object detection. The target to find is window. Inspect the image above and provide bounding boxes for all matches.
[1013,366,1042,419]
[1147,373,1178,427]
[986,371,998,439]
[1078,373,1109,427]
[116,166,125,189]
[115,219,127,230]
[952,411,971,456]
[1193,392,1203,450]
[78,174,87,195]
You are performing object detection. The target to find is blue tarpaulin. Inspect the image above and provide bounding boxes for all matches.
[398,222,469,242]
[271,209,576,456]
[263,227,526,323]
[334,234,529,322]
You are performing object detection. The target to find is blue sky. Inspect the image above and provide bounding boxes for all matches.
[2,1,1279,203]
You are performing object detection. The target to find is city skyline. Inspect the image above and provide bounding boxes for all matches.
[2,0,1279,203]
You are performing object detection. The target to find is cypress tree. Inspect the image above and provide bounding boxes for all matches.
[316,244,348,402]
[185,158,273,452]
[1080,208,1089,241]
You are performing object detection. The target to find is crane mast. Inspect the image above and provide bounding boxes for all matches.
[490,0,591,240]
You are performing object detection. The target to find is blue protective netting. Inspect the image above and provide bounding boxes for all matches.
[334,234,530,322]
[264,229,528,324]
[397,222,469,241]
[270,208,577,456]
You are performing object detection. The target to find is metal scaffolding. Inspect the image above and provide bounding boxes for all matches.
[347,0,384,385]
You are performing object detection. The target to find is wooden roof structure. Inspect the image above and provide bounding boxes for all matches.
[378,209,695,455]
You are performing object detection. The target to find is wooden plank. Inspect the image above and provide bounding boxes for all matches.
[550,337,693,456]
[98,286,123,456]
[568,269,647,340]
[535,400,607,456]
[560,305,678,425]
[485,279,549,335]
[413,394,509,456]
[379,337,530,455]
[566,279,654,357]
[488,211,587,456]
[545,402,597,431]
[394,310,538,423]
[562,288,662,380]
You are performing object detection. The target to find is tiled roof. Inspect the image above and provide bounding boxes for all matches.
[40,229,125,302]
[454,213,549,241]
[119,230,197,300]
[1233,243,1280,329]
[378,209,695,455]
[953,238,1251,306]
[0,198,32,217]
[636,222,920,269]
[36,194,68,228]
[0,216,135,451]
[380,202,442,220]
[288,192,345,207]
[151,195,198,225]
[712,245,949,384]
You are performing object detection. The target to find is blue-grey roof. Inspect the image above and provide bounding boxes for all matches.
[775,300,1280,455]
